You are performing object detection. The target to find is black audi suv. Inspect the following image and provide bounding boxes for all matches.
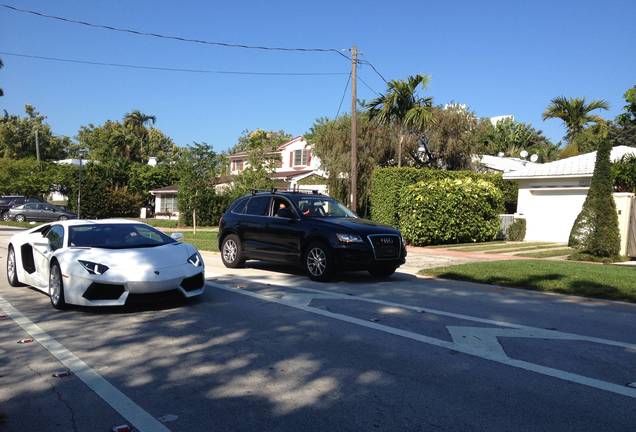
[218,190,406,281]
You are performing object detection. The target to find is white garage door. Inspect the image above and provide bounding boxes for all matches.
[525,190,588,243]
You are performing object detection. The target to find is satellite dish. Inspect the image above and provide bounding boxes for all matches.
[520,150,529,158]
[497,152,505,157]
[530,154,539,162]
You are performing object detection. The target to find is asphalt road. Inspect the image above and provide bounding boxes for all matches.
[1,226,635,432]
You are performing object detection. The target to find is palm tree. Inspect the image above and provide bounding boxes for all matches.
[367,74,433,167]
[542,96,608,146]
[123,110,156,159]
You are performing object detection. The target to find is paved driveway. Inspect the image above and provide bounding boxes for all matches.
[1,227,635,432]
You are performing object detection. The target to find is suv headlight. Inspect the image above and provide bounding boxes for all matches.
[78,260,109,275]
[336,233,364,244]
[188,252,202,267]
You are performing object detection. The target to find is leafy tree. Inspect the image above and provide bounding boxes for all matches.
[612,155,636,193]
[569,128,620,258]
[542,96,609,155]
[123,110,157,158]
[616,85,636,127]
[128,163,178,207]
[420,105,479,169]
[307,112,397,214]
[177,143,226,228]
[475,117,558,162]
[0,105,69,160]
[77,114,176,163]
[367,74,433,167]
[228,129,291,197]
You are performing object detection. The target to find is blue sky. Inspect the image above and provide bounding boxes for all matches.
[1,0,634,152]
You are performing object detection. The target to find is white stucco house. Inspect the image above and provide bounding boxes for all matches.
[228,136,328,193]
[148,184,179,219]
[504,146,636,255]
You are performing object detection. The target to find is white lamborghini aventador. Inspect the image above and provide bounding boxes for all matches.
[6,219,206,309]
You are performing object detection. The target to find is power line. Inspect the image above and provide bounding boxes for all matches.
[0,51,349,76]
[335,72,351,118]
[357,74,381,96]
[0,4,351,60]
[359,59,388,83]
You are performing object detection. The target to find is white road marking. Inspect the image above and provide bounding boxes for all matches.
[210,282,636,399]
[220,275,636,350]
[0,296,172,432]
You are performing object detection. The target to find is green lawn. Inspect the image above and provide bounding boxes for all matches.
[517,248,574,258]
[180,231,219,252]
[420,260,636,302]
[0,220,40,229]
[484,244,564,254]
[453,242,556,252]
[427,241,508,249]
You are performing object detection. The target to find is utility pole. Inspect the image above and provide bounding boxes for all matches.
[34,128,40,165]
[350,45,358,212]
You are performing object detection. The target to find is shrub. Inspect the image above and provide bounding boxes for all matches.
[508,218,526,241]
[569,135,620,258]
[399,177,504,246]
[178,191,230,227]
[370,167,516,227]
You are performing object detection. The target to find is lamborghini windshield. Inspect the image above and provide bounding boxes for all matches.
[69,223,176,249]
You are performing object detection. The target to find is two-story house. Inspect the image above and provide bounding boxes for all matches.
[228,136,328,193]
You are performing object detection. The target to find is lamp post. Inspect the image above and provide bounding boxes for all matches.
[77,149,88,219]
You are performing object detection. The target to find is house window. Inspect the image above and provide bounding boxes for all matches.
[233,160,244,172]
[160,194,178,213]
[293,149,310,166]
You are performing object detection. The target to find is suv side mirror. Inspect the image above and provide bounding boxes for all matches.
[171,232,184,241]
[276,207,295,219]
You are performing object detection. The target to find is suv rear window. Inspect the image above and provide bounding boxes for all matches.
[245,196,271,216]
[231,197,249,214]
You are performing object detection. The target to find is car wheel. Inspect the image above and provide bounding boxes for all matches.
[6,246,24,287]
[49,262,67,310]
[58,215,68,221]
[15,214,25,222]
[2,212,9,221]
[369,265,398,279]
[221,234,245,268]
[305,242,334,282]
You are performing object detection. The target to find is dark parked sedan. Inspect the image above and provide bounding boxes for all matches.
[4,203,76,222]
[218,190,406,281]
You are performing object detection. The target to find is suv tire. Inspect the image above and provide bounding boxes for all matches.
[221,234,245,268]
[305,241,334,282]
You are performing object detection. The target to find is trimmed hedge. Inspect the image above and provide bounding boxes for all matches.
[508,218,526,241]
[399,178,504,246]
[370,167,517,227]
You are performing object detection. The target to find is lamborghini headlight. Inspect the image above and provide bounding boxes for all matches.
[78,260,109,275]
[188,252,202,267]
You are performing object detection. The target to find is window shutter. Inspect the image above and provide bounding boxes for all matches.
[290,151,293,166]
[307,150,312,165]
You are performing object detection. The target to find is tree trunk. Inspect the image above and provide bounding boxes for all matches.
[398,134,404,167]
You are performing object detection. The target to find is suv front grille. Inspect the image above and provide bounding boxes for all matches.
[368,235,401,260]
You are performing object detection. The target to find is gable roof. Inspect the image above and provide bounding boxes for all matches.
[276,136,306,151]
[148,184,178,194]
[503,146,636,180]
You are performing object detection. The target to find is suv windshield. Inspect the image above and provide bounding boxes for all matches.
[69,223,176,249]
[292,196,357,218]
